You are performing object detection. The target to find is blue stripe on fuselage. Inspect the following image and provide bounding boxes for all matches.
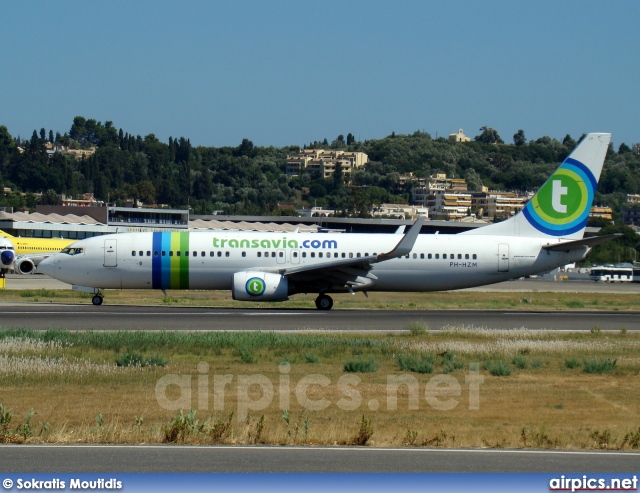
[152,232,162,289]
[161,232,171,289]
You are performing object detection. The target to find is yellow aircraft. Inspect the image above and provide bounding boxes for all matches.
[0,229,75,274]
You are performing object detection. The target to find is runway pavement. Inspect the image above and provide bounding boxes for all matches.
[0,303,637,331]
[1,445,639,473]
[6,274,640,293]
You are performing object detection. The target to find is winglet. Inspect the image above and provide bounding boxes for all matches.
[377,217,424,261]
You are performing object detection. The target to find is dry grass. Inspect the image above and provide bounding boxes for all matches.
[0,329,639,449]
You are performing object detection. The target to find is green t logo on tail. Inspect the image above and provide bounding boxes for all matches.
[523,158,596,236]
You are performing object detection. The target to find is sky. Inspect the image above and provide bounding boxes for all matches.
[1,0,638,149]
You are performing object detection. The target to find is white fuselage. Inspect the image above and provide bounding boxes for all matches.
[42,231,581,293]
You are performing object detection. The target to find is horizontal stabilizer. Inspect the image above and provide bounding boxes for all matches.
[542,234,622,253]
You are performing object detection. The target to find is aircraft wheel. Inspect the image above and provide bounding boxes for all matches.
[92,295,104,306]
[315,294,333,311]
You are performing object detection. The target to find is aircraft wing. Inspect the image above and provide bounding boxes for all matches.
[259,218,425,290]
[542,234,622,253]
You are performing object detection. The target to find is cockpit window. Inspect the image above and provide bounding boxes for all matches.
[61,247,83,255]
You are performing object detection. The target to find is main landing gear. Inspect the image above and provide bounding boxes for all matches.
[315,294,333,311]
[91,294,104,306]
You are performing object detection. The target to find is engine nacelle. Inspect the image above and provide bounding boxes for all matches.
[232,272,289,302]
[14,258,35,275]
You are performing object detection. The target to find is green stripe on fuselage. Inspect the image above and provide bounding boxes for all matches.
[180,231,189,289]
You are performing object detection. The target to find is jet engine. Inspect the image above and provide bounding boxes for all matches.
[232,271,289,302]
[14,258,35,274]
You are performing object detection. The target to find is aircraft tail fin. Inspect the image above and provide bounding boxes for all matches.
[0,229,14,238]
[462,133,611,239]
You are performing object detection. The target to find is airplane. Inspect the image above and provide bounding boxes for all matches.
[0,236,16,273]
[0,229,75,274]
[38,133,620,309]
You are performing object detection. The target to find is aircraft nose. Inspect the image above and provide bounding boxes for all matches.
[37,255,55,276]
[1,249,15,266]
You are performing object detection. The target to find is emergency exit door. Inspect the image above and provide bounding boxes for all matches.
[104,239,117,267]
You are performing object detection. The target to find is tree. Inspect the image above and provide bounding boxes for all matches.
[513,129,526,146]
[48,130,54,143]
[619,143,632,154]
[475,126,504,144]
[347,133,355,145]
[39,189,61,205]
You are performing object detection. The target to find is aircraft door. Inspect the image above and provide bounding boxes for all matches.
[277,249,286,265]
[104,239,117,267]
[498,243,509,272]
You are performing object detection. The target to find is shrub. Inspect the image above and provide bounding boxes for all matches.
[566,300,585,308]
[304,352,319,363]
[238,347,256,364]
[115,351,167,367]
[583,358,617,374]
[484,359,511,376]
[344,357,378,373]
[408,321,428,336]
[396,354,434,374]
[564,358,581,369]
[512,355,528,369]
[353,415,373,445]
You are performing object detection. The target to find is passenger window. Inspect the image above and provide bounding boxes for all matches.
[201,252,205,257]
[341,253,346,258]
[334,253,338,258]
[319,252,323,258]
[365,253,369,257]
[162,251,166,257]
[210,252,214,257]
[465,254,469,259]
[271,252,275,258]
[458,254,462,259]
[302,252,307,258]
[357,253,362,258]
[311,252,315,258]
[473,254,477,259]
[428,253,432,259]
[132,251,136,256]
[420,253,424,259]
[225,252,230,257]
[443,254,447,259]
[154,251,159,257]
[217,252,222,257]
[147,251,151,256]
[435,254,439,259]
[349,253,353,258]
[293,252,298,258]
[278,252,283,258]
[413,253,417,259]
[451,253,454,258]
[242,252,246,257]
[176,251,181,257]
[139,251,143,256]
[169,251,173,257]
[184,251,188,257]
[257,252,262,258]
